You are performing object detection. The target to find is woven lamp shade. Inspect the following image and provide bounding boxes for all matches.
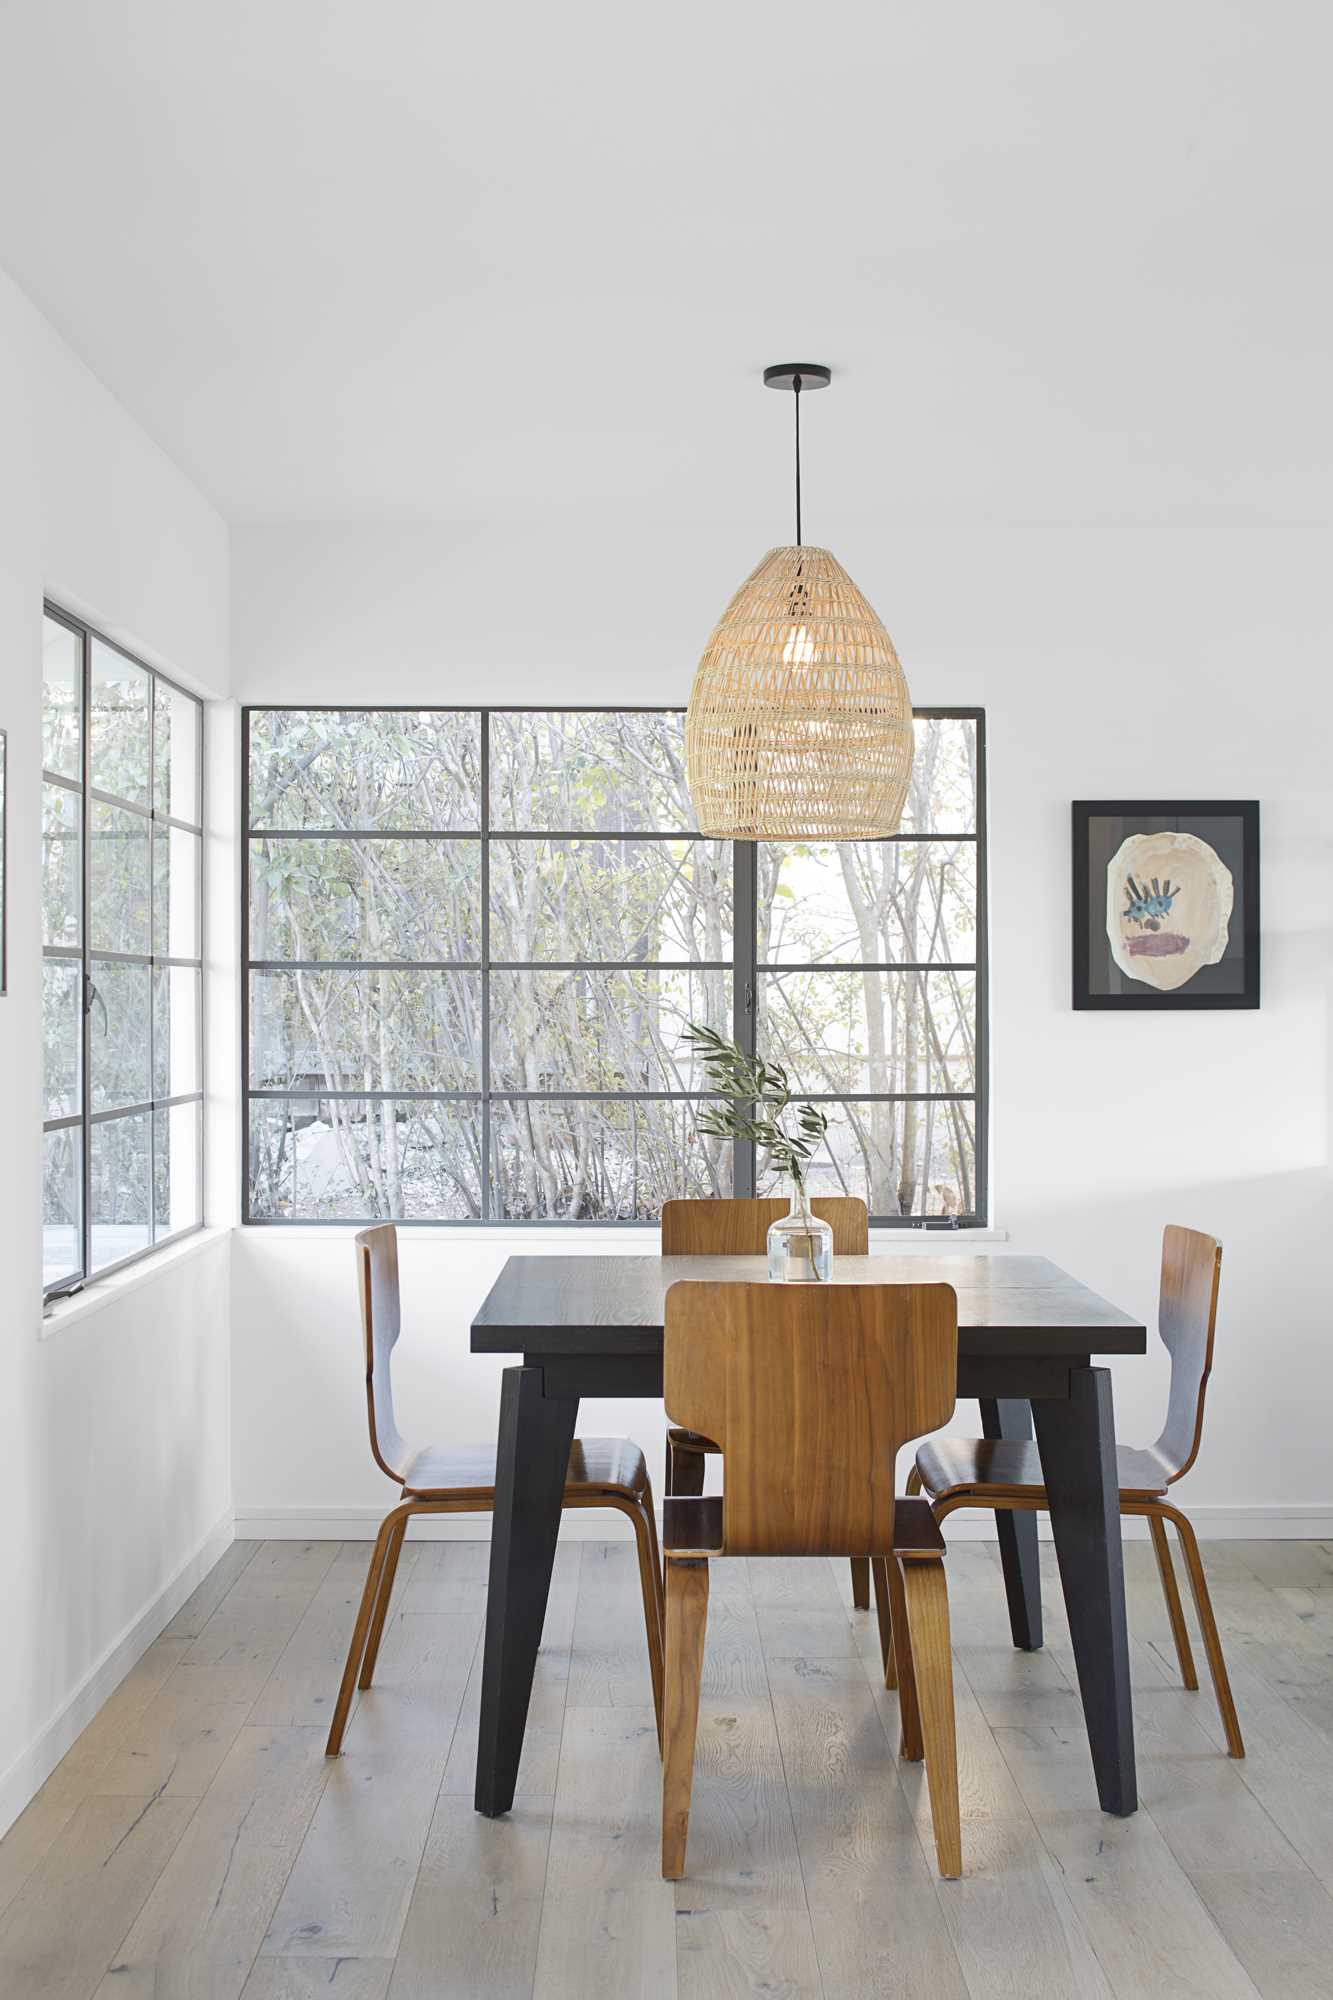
[685,544,914,839]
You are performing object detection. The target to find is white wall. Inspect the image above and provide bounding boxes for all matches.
[229,505,1332,1539]
[0,264,234,1833]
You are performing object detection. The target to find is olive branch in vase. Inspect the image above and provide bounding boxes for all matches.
[684,1023,830,1277]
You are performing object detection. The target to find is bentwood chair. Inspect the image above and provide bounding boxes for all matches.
[661,1278,963,1880]
[661,1196,876,1611]
[326,1224,664,1757]
[909,1224,1243,1757]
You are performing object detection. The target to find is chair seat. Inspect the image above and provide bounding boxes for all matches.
[402,1434,650,1500]
[668,1426,719,1456]
[914,1434,1172,1504]
[663,1493,945,1558]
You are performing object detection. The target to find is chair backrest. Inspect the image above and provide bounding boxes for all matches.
[355,1224,410,1484]
[664,1279,957,1556]
[1152,1223,1223,1483]
[661,1195,869,1257]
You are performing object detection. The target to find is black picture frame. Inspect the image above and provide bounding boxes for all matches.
[1072,800,1259,1011]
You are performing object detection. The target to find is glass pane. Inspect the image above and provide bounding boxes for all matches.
[757,1097,978,1220]
[90,799,151,953]
[153,965,200,1099]
[491,838,732,963]
[247,1098,482,1220]
[248,837,480,962]
[248,710,481,831]
[153,823,201,958]
[898,716,978,835]
[91,1111,151,1270]
[154,1101,201,1240]
[43,1126,82,1286]
[493,1098,733,1219]
[757,969,976,1095]
[90,960,152,1111]
[758,840,977,966]
[90,638,151,805]
[250,969,479,1092]
[489,711,695,832]
[42,615,82,779]
[42,782,81,947]
[154,679,200,823]
[42,960,82,1118]
[490,968,731,1091]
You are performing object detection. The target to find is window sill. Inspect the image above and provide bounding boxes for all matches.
[41,1226,230,1337]
[235,1222,1010,1249]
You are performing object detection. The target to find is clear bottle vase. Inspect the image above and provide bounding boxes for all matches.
[767,1183,833,1282]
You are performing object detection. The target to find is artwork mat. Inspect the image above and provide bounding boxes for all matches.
[1072,799,1260,1011]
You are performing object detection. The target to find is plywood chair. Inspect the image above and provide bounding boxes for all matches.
[326,1224,664,1757]
[909,1225,1243,1756]
[661,1279,963,1879]
[661,1196,876,1611]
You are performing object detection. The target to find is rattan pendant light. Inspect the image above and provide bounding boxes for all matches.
[685,364,914,839]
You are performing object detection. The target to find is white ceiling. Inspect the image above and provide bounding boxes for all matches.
[1,2,1329,528]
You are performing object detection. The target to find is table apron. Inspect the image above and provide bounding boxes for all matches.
[529,1352,1083,1404]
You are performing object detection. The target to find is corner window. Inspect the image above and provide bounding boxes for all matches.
[42,607,204,1294]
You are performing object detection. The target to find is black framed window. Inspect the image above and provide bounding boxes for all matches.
[243,707,985,1225]
[42,607,205,1296]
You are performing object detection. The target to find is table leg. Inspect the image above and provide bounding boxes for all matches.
[1032,1365,1136,1816]
[979,1397,1043,1652]
[475,1365,578,1817]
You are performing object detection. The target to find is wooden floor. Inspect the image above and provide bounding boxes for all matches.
[2,1535,1332,1999]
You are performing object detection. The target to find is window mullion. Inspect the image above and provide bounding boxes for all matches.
[80,623,92,1283]
[733,837,757,1199]
[148,658,157,1241]
[480,711,491,1222]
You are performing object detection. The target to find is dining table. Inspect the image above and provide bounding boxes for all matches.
[469,1250,1147,1820]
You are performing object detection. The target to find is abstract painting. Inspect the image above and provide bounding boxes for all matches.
[1073,801,1259,1010]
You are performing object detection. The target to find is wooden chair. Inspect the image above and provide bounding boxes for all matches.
[661,1196,876,1612]
[909,1224,1243,1757]
[326,1224,664,1757]
[661,1278,963,1880]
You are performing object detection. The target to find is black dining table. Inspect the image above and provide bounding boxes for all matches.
[470,1250,1147,1819]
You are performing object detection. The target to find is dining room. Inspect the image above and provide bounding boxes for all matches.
[1,4,1331,1997]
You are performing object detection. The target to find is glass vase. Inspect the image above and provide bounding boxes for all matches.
[767,1183,833,1282]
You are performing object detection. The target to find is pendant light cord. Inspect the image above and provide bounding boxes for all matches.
[793,372,803,546]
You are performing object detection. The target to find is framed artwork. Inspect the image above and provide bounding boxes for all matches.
[1072,800,1259,1010]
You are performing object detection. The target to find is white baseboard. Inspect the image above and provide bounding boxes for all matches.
[235,1503,1333,1544]
[0,1507,236,1842]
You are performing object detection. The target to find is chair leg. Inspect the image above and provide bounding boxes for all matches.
[326,1509,403,1756]
[1163,1505,1245,1757]
[871,1555,895,1683]
[662,1556,709,1880]
[885,1552,923,1756]
[358,1512,409,1690]
[667,1435,706,1498]
[850,1557,871,1610]
[899,1557,962,1879]
[1147,1509,1198,1691]
[628,1497,666,1752]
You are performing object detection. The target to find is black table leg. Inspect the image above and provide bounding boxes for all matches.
[1032,1365,1136,1816]
[475,1364,578,1817]
[980,1397,1043,1652]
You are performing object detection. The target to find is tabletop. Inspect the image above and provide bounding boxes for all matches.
[471,1251,1147,1361]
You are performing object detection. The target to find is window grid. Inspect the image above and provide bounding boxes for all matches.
[42,605,205,1298]
[241,707,986,1227]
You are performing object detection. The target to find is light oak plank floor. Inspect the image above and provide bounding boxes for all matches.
[2,1535,1332,1999]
